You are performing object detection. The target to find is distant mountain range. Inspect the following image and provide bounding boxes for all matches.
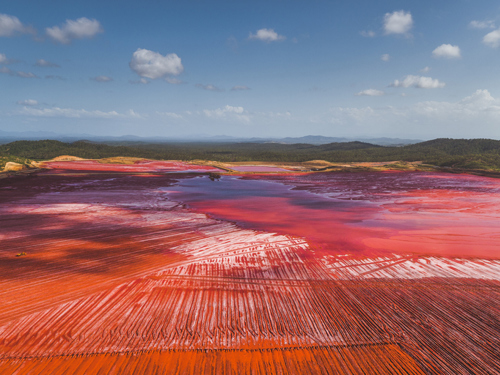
[0,130,422,146]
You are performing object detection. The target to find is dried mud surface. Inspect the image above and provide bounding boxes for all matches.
[0,164,499,374]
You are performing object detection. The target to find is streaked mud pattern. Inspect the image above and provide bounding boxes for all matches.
[0,164,499,374]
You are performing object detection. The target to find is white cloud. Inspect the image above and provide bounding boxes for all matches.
[16,99,38,106]
[381,54,390,62]
[360,30,375,37]
[432,44,461,59]
[0,53,7,64]
[323,89,500,138]
[196,83,224,92]
[203,105,250,123]
[129,48,183,79]
[20,106,141,119]
[90,75,113,82]
[165,77,184,84]
[469,20,495,29]
[390,75,445,89]
[156,111,184,120]
[35,59,60,68]
[17,71,38,78]
[483,28,500,48]
[420,66,431,73]
[0,67,38,78]
[355,89,385,96]
[231,85,250,91]
[383,10,413,35]
[46,17,102,44]
[248,28,286,42]
[0,13,32,37]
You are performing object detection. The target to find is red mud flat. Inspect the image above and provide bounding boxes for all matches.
[42,159,222,173]
[229,165,291,172]
[0,166,499,374]
[166,171,500,259]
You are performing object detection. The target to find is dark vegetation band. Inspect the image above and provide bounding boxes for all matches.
[1,138,500,171]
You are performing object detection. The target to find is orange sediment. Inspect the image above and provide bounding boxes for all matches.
[0,169,499,374]
[0,345,428,374]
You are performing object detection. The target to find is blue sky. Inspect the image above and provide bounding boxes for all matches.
[1,0,500,139]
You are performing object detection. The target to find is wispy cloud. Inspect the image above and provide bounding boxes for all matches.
[203,105,250,122]
[35,59,60,68]
[231,85,250,91]
[469,20,495,29]
[156,111,184,120]
[16,99,38,106]
[90,75,113,82]
[360,30,375,38]
[355,89,385,96]
[390,75,445,89]
[165,77,185,84]
[0,66,38,78]
[196,83,224,92]
[20,106,142,119]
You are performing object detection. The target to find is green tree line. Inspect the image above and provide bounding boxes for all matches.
[1,138,500,171]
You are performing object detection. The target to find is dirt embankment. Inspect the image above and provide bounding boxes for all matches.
[3,162,26,172]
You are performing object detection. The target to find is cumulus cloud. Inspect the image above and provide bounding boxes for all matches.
[196,83,224,92]
[90,75,113,82]
[469,20,495,29]
[203,105,250,122]
[381,54,390,62]
[35,59,60,68]
[0,13,33,37]
[432,44,461,59]
[0,66,38,78]
[383,10,413,35]
[360,30,375,37]
[231,85,250,91]
[248,28,286,42]
[46,17,103,44]
[420,66,431,73]
[16,99,38,106]
[355,89,385,96]
[390,75,445,89]
[129,48,183,79]
[20,106,141,119]
[483,28,500,48]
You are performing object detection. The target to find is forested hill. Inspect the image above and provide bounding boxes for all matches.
[1,138,500,171]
